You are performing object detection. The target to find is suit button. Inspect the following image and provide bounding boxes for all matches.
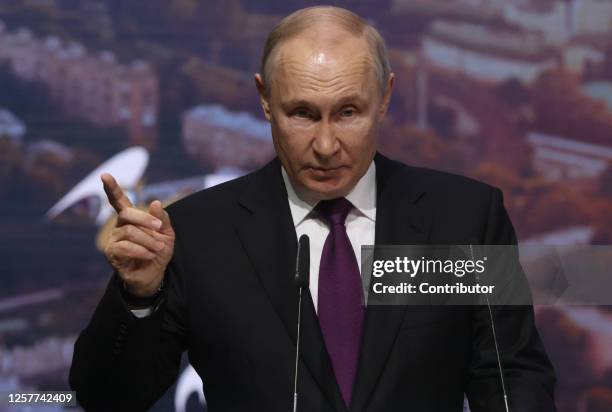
[113,341,122,355]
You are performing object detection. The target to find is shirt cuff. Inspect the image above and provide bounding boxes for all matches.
[130,307,154,318]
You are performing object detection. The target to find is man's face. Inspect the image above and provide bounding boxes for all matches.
[256,30,394,202]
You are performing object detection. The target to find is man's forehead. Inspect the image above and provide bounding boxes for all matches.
[273,55,374,101]
[277,52,373,80]
[273,37,375,89]
[275,31,372,68]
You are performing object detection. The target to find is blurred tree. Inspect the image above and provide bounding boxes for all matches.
[536,307,599,408]
[590,197,612,244]
[600,42,612,80]
[170,0,199,21]
[180,57,258,113]
[0,65,128,157]
[583,387,612,412]
[599,163,612,197]
[531,70,612,146]
[471,161,522,200]
[519,184,592,236]
[0,137,23,209]
[0,64,53,131]
[378,120,466,173]
[496,77,529,108]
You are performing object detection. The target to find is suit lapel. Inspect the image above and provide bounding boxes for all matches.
[350,154,433,412]
[235,159,348,412]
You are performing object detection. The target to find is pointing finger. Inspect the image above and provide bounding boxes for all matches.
[101,173,133,213]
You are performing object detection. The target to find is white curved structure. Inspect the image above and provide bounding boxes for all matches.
[45,146,149,225]
[174,364,206,412]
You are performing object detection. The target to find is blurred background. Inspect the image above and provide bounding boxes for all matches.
[0,0,611,411]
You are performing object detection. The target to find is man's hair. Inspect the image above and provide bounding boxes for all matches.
[260,6,391,97]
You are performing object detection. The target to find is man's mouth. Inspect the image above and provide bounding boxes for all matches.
[308,166,346,178]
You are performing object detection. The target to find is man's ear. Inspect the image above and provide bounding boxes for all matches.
[379,72,395,118]
[255,73,271,121]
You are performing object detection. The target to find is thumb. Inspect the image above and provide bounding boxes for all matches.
[149,200,173,235]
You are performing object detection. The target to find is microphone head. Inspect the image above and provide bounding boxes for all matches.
[295,234,310,288]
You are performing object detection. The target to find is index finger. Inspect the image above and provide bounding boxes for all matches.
[101,173,133,213]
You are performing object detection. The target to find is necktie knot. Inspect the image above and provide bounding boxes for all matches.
[315,197,353,227]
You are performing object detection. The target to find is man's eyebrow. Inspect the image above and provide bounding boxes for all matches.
[282,99,314,109]
[282,94,368,109]
[335,93,367,106]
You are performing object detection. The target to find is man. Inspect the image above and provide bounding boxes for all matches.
[69,6,556,412]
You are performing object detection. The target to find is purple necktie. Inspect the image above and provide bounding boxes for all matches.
[316,197,364,407]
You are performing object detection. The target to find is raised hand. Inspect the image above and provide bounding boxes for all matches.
[101,173,175,297]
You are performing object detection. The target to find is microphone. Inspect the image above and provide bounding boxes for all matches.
[293,235,310,412]
[295,234,310,288]
[468,244,510,412]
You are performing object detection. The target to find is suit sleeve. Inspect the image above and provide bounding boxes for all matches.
[69,210,188,412]
[465,188,557,412]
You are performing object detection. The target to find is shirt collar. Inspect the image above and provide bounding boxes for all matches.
[281,161,377,227]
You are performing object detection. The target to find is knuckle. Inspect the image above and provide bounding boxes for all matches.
[120,241,134,256]
[113,226,124,240]
[124,225,136,239]
[110,226,122,240]
[124,241,136,254]
[104,243,113,258]
[113,240,124,254]
[116,214,126,226]
[118,207,135,223]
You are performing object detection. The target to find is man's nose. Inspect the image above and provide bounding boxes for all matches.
[312,120,339,158]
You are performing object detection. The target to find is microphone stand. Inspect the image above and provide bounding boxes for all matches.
[469,244,510,412]
[293,235,309,412]
[293,286,304,412]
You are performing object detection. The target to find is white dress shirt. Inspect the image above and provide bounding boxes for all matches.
[281,161,377,312]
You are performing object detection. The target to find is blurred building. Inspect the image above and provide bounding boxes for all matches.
[0,27,38,81]
[504,0,612,45]
[582,81,612,113]
[563,35,610,75]
[24,139,73,167]
[0,23,158,148]
[0,335,74,379]
[182,105,273,169]
[402,0,612,45]
[422,20,559,83]
[526,132,612,180]
[78,0,114,40]
[0,109,26,143]
[522,226,595,245]
[391,0,505,20]
[504,0,572,45]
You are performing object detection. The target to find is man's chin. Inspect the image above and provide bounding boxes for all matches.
[301,180,352,201]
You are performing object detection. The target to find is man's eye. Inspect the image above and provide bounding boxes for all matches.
[340,108,355,117]
[292,109,311,119]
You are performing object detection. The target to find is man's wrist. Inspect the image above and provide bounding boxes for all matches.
[121,278,165,309]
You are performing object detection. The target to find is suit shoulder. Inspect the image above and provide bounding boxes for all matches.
[164,170,256,218]
[380,155,495,194]
[401,163,498,201]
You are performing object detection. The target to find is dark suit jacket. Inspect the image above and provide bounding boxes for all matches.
[69,153,556,412]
